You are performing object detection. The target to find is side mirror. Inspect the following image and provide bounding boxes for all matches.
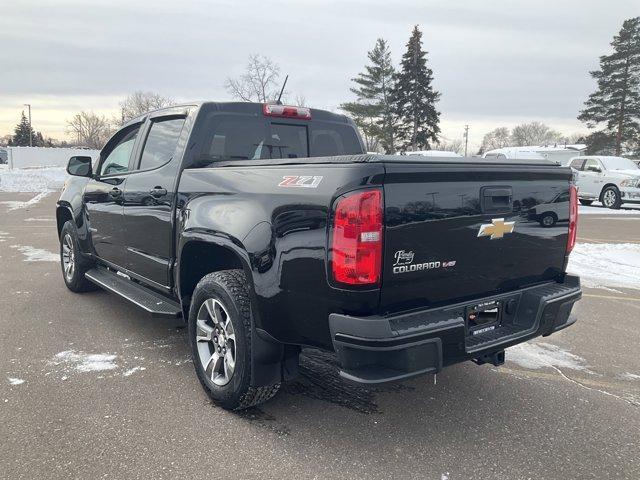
[67,156,93,177]
[586,165,601,173]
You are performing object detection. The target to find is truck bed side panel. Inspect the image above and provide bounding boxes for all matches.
[177,163,385,349]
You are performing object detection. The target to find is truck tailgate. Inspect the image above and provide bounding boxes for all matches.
[381,162,573,312]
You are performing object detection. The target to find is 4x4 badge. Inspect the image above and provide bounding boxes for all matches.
[478,218,515,239]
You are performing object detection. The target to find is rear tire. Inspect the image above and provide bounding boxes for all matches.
[188,270,280,410]
[601,186,622,209]
[60,221,96,293]
[579,199,593,206]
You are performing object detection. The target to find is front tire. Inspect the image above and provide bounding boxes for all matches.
[188,270,280,410]
[538,212,557,227]
[60,221,96,293]
[601,186,622,209]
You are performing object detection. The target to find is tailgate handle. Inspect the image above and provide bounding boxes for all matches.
[481,186,513,214]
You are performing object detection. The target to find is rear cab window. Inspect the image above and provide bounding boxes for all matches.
[198,113,363,165]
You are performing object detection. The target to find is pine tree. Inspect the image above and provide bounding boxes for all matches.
[578,16,640,156]
[10,112,36,146]
[391,25,440,152]
[340,39,396,153]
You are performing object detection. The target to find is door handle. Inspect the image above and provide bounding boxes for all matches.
[149,186,167,198]
[109,187,122,198]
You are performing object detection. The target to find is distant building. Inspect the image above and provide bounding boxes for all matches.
[483,144,587,165]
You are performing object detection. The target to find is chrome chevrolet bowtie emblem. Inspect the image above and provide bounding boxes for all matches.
[477,218,515,239]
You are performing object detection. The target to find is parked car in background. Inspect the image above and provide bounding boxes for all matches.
[569,155,640,209]
[483,148,546,161]
[483,145,586,165]
[0,147,7,165]
[526,191,570,227]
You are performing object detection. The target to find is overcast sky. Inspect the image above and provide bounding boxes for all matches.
[0,0,637,149]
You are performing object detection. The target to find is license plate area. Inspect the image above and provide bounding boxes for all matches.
[466,300,501,336]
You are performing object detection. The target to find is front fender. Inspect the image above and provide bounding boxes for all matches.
[56,176,91,250]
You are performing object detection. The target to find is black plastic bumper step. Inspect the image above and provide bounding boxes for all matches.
[85,267,182,319]
[466,324,529,350]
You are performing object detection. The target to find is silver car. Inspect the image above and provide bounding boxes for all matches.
[569,155,640,209]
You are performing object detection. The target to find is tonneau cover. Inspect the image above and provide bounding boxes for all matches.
[210,154,561,168]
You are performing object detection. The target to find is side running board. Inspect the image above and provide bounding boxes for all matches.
[85,267,182,319]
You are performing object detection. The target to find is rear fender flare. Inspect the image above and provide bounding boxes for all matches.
[176,232,255,311]
[176,232,285,387]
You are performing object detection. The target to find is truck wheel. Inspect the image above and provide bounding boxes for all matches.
[538,212,557,227]
[601,186,622,209]
[579,199,593,206]
[188,270,280,410]
[60,221,96,293]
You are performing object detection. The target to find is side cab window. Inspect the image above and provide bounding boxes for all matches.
[137,117,186,171]
[98,123,142,176]
[584,159,602,173]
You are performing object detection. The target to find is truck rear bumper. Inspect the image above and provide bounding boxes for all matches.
[329,275,581,385]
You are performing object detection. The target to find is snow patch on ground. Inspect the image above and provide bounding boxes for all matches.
[49,350,118,373]
[0,191,51,211]
[24,217,54,222]
[507,342,591,372]
[0,166,67,192]
[567,243,640,290]
[7,377,25,385]
[11,245,58,262]
[620,372,640,381]
[579,204,640,215]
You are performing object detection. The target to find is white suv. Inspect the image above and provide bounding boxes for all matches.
[569,155,640,209]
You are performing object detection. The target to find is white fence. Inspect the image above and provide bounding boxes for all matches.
[7,146,101,169]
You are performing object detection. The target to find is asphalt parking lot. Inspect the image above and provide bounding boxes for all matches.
[1,192,639,480]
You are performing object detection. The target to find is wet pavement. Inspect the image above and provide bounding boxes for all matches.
[1,192,639,479]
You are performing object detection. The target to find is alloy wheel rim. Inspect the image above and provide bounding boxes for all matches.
[603,190,616,207]
[62,234,75,282]
[195,298,236,386]
[542,216,554,226]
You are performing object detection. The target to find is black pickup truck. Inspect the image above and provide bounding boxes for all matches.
[57,102,581,410]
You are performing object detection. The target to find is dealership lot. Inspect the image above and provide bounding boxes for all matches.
[1,192,639,480]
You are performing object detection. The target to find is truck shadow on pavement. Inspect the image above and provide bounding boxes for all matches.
[283,348,416,415]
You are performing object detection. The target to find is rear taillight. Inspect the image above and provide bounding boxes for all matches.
[331,189,383,286]
[263,103,311,120]
[567,184,578,254]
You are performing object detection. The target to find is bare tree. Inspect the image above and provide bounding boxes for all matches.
[558,132,587,145]
[119,91,174,123]
[67,111,114,149]
[480,127,511,152]
[225,54,283,102]
[436,138,464,154]
[294,94,307,107]
[510,122,561,146]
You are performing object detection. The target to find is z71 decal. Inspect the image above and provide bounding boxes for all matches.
[278,175,323,188]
